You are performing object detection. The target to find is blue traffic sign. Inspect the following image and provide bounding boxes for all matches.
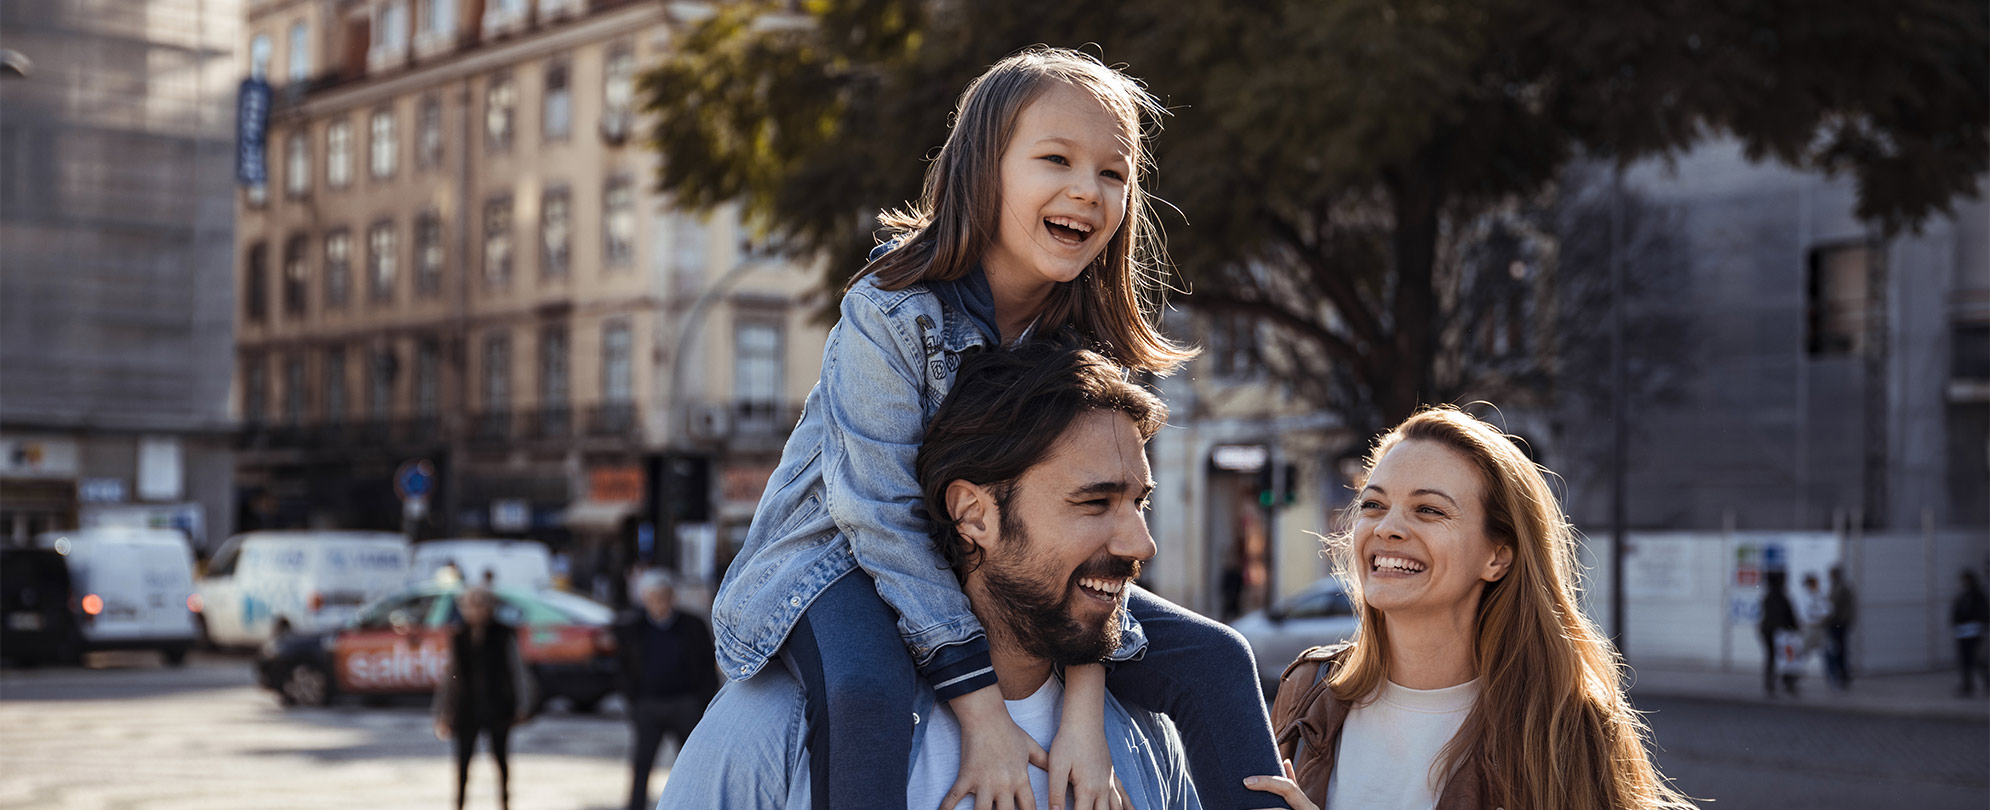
[395,459,435,500]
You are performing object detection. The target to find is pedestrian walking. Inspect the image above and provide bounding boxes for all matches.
[433,586,534,810]
[1951,569,1990,697]
[618,571,717,810]
[1825,566,1857,689]
[1798,573,1830,668]
[1759,570,1800,697]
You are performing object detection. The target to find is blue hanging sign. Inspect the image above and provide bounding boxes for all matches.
[235,77,271,186]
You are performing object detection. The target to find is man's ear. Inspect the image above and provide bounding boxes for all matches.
[946,480,997,552]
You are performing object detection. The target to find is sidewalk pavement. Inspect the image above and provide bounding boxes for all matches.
[1625,663,1990,722]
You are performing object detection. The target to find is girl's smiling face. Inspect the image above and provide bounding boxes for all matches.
[983,81,1132,297]
[1352,440,1513,622]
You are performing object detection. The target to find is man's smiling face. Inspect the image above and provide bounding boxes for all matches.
[970,409,1157,665]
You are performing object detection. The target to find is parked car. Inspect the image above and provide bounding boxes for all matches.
[408,538,553,590]
[18,528,200,666]
[1229,576,1361,699]
[1,547,82,666]
[197,531,411,648]
[255,583,619,712]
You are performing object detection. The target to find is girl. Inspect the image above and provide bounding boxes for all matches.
[708,48,1290,810]
[1244,407,1696,810]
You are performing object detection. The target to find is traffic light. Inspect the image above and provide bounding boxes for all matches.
[1257,462,1299,508]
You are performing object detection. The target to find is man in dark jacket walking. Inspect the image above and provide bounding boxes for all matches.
[618,571,717,810]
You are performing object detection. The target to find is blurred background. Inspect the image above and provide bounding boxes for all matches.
[0,1,1985,808]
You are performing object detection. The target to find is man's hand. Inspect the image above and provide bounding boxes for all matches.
[433,719,451,741]
[943,685,1049,810]
[1049,664,1124,810]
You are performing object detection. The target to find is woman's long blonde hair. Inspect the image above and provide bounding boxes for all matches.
[854,46,1195,375]
[1327,406,1694,810]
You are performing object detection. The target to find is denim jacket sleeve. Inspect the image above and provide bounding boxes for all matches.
[819,287,994,700]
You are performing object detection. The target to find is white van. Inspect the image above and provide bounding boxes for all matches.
[408,538,553,590]
[33,527,200,664]
[196,531,410,647]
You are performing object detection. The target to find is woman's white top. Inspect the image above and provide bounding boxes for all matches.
[1326,678,1481,810]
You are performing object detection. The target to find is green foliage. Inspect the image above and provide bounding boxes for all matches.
[640,0,1987,430]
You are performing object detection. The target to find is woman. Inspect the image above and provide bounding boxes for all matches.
[433,586,534,810]
[1245,406,1694,810]
[1758,570,1800,697]
[1952,569,1989,696]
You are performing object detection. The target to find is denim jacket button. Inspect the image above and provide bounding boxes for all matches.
[789,596,802,608]
[912,711,921,725]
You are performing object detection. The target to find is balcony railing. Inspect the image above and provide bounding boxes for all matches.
[528,406,573,440]
[586,402,637,438]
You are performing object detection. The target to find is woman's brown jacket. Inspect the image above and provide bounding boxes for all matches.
[1267,644,1498,810]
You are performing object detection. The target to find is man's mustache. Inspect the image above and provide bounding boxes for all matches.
[1073,555,1141,585]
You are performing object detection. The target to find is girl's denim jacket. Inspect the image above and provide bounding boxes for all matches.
[710,268,1149,698]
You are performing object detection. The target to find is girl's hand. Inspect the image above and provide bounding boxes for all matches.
[1244,759,1316,810]
[1049,663,1123,810]
[944,686,1049,810]
[433,719,451,741]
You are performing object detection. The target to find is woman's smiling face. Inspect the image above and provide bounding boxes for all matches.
[1352,439,1512,621]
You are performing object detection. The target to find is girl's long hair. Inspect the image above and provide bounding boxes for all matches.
[854,46,1194,375]
[1326,406,1696,810]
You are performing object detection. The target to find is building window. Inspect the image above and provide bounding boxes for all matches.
[370,108,397,180]
[735,321,783,415]
[540,325,570,428]
[245,242,268,324]
[368,344,398,419]
[287,22,310,84]
[1807,242,1873,357]
[324,229,351,309]
[323,347,347,424]
[418,0,454,39]
[672,213,707,295]
[368,220,398,302]
[370,0,409,60]
[283,355,307,425]
[541,188,570,279]
[543,60,571,141]
[250,33,271,80]
[417,96,442,169]
[327,119,352,188]
[485,73,515,153]
[415,210,444,297]
[603,175,636,267]
[604,43,634,115]
[415,337,440,417]
[482,0,525,35]
[284,132,310,196]
[483,331,511,413]
[283,235,309,317]
[243,355,268,423]
[602,320,632,404]
[483,196,512,288]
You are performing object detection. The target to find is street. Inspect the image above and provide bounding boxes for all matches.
[0,653,641,810]
[2,655,1986,809]
[1641,695,1987,809]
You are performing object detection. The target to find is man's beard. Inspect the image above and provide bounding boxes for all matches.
[978,513,1141,666]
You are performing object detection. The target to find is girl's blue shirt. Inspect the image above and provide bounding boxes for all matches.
[709,258,1148,693]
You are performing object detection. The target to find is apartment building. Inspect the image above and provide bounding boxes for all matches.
[233,0,826,589]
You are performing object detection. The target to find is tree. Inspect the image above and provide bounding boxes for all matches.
[640,0,1987,436]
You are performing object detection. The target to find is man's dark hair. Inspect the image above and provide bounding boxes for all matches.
[916,340,1167,576]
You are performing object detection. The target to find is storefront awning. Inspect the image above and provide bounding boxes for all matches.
[562,500,640,533]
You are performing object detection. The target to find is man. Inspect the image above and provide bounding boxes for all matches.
[618,571,719,810]
[658,344,1199,810]
[1826,566,1858,689]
